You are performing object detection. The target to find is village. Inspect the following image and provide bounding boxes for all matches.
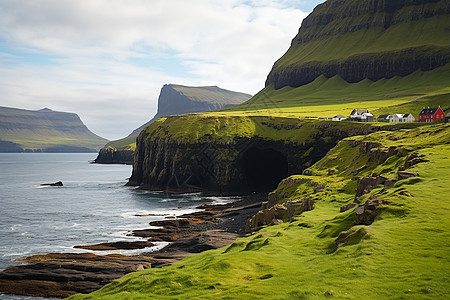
[331,106,449,123]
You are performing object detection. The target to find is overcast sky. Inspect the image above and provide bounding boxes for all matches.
[0,0,324,140]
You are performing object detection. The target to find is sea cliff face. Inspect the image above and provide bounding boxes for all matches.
[265,0,450,89]
[127,116,417,194]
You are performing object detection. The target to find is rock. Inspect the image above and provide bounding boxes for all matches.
[74,241,154,251]
[302,169,312,175]
[93,147,134,165]
[398,171,419,180]
[340,202,357,213]
[246,197,314,233]
[40,181,63,186]
[351,165,367,176]
[333,227,367,253]
[355,176,389,198]
[246,204,287,233]
[327,168,338,175]
[355,197,388,225]
[399,191,414,197]
[399,152,429,171]
[0,253,154,298]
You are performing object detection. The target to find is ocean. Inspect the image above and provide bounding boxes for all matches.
[0,153,232,299]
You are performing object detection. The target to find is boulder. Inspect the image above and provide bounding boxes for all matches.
[398,171,419,180]
[40,181,63,186]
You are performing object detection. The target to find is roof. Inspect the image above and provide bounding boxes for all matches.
[363,113,373,117]
[351,109,369,115]
[419,108,439,115]
[403,113,413,117]
[333,115,345,118]
[377,114,390,119]
[393,113,404,118]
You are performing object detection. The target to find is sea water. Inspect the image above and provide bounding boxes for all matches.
[0,153,232,299]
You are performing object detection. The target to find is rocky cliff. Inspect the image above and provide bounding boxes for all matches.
[128,84,252,137]
[266,0,450,89]
[94,84,251,164]
[127,116,418,194]
[0,106,108,152]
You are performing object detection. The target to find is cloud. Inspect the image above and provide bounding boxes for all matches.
[0,0,312,140]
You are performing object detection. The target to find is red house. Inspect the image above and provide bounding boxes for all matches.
[418,106,445,122]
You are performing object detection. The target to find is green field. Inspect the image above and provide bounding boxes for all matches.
[68,123,450,299]
[220,64,450,119]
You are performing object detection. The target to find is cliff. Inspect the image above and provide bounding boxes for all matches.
[128,84,252,137]
[0,106,108,152]
[127,116,420,194]
[94,84,251,163]
[68,124,450,300]
[265,0,450,89]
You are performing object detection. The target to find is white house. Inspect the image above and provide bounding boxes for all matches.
[390,113,415,123]
[332,115,347,121]
[349,109,374,122]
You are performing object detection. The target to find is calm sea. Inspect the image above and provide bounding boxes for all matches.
[0,153,232,300]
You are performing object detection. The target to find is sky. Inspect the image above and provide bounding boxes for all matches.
[0,0,324,140]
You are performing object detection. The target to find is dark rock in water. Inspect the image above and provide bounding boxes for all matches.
[93,147,134,165]
[0,253,154,298]
[40,181,63,187]
[74,241,154,251]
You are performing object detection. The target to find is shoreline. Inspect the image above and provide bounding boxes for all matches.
[0,193,265,299]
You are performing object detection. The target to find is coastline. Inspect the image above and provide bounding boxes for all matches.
[0,193,264,299]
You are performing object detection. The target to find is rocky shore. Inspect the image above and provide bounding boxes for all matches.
[0,194,264,298]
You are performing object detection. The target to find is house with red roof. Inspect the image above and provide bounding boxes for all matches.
[418,106,445,122]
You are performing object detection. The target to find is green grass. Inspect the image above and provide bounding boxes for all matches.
[139,115,422,144]
[68,124,450,299]
[274,9,450,68]
[104,63,450,151]
[224,65,450,119]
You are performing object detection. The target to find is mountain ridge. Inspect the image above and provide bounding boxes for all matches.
[0,106,108,152]
[265,0,450,89]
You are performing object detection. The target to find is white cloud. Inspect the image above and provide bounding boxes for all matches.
[0,0,311,140]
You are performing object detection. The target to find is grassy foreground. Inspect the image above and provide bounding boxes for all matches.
[68,123,450,299]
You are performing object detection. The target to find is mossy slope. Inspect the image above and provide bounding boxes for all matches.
[68,123,450,300]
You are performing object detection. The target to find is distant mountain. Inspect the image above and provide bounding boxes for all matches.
[127,84,252,138]
[265,0,450,89]
[0,106,109,153]
[94,84,251,163]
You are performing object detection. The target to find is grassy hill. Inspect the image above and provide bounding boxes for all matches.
[0,107,108,152]
[67,0,450,298]
[68,123,450,299]
[266,0,450,88]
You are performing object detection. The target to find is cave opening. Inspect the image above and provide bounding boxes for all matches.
[241,147,288,192]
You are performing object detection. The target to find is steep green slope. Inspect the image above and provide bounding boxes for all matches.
[0,107,108,152]
[266,0,450,89]
[224,64,450,118]
[68,123,450,299]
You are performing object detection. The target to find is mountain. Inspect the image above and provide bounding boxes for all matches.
[0,106,108,153]
[128,84,252,137]
[94,84,252,163]
[265,0,450,89]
